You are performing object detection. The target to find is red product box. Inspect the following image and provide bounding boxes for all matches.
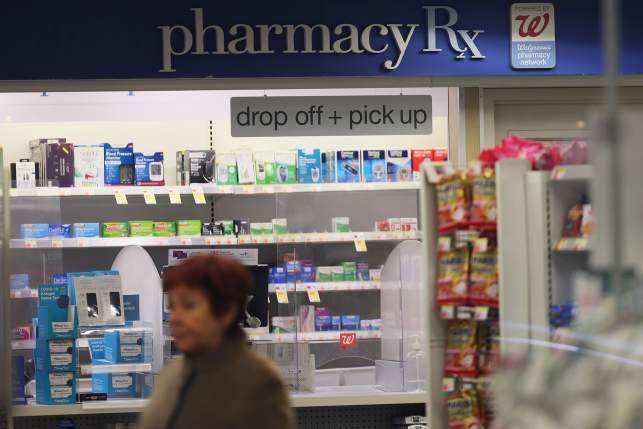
[375,221,389,231]
[434,148,448,162]
[387,218,401,232]
[401,218,418,231]
[411,149,434,181]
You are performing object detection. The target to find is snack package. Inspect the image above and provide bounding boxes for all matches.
[470,168,497,229]
[480,320,501,376]
[561,196,587,237]
[445,390,482,428]
[445,320,478,377]
[437,173,469,234]
[468,247,499,307]
[581,204,594,237]
[437,247,470,305]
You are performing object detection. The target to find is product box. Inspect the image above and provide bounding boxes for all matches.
[104,143,135,186]
[185,150,216,184]
[97,275,125,326]
[102,223,128,238]
[236,146,255,184]
[433,148,448,162]
[129,221,154,237]
[360,320,371,330]
[314,307,329,317]
[11,326,30,340]
[272,316,296,333]
[301,267,316,283]
[331,316,342,331]
[104,330,144,363]
[321,149,336,183]
[10,274,29,290]
[387,149,412,182]
[21,224,49,239]
[272,219,287,234]
[52,274,68,284]
[38,284,70,323]
[336,149,361,183]
[202,222,223,236]
[370,269,382,282]
[411,149,434,181]
[315,316,331,331]
[73,276,102,326]
[92,372,136,395]
[74,223,100,238]
[220,220,235,236]
[356,262,370,281]
[299,305,316,332]
[582,204,595,237]
[297,149,322,184]
[35,338,76,372]
[371,319,381,330]
[35,371,75,405]
[341,315,360,331]
[176,151,185,185]
[235,219,250,236]
[48,224,71,239]
[13,160,37,188]
[332,217,350,233]
[336,262,356,281]
[362,149,387,183]
[271,267,287,284]
[42,142,74,188]
[254,149,276,184]
[262,222,274,235]
[331,266,344,282]
[250,223,263,236]
[215,151,238,185]
[286,261,301,284]
[177,220,202,237]
[317,267,332,283]
[134,152,165,186]
[375,221,389,232]
[387,218,401,232]
[74,144,105,188]
[153,222,176,237]
[275,150,297,184]
[401,218,418,231]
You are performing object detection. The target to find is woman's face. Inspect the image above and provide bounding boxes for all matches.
[168,283,235,355]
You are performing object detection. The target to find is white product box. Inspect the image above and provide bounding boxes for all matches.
[236,146,255,184]
[387,218,401,232]
[299,305,315,332]
[97,275,125,326]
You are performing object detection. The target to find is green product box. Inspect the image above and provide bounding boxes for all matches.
[129,221,154,237]
[254,149,276,184]
[262,223,273,235]
[216,151,238,185]
[271,219,288,234]
[177,220,202,237]
[250,223,263,236]
[153,221,176,237]
[317,267,332,283]
[274,150,297,184]
[331,266,344,282]
[102,222,128,238]
[221,220,235,236]
[335,262,357,282]
[332,217,350,233]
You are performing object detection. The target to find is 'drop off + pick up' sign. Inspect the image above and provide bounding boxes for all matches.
[231,95,432,137]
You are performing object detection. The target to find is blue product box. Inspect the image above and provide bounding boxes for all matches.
[48,224,71,239]
[104,329,144,363]
[362,150,387,182]
[36,306,78,339]
[134,152,165,186]
[297,149,322,184]
[38,284,70,323]
[36,371,75,405]
[10,274,29,290]
[88,338,105,360]
[92,373,137,395]
[341,315,360,331]
[286,261,301,284]
[93,270,119,276]
[12,356,26,404]
[331,316,342,331]
[52,274,67,285]
[387,149,412,182]
[21,224,49,239]
[336,150,361,183]
[73,223,100,238]
[315,316,331,332]
[35,338,76,372]
[551,301,576,318]
[105,143,134,186]
[272,267,287,284]
[301,267,316,283]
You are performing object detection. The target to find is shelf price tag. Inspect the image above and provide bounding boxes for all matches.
[10,342,18,350]
[442,377,455,392]
[278,235,289,243]
[81,365,93,375]
[31,289,38,298]
[25,240,37,248]
[219,186,233,194]
[555,239,568,250]
[83,189,95,196]
[77,239,89,248]
[262,186,275,194]
[243,186,255,195]
[168,187,182,204]
[552,167,566,180]
[157,239,169,246]
[364,184,375,191]
[36,187,59,197]
[392,232,403,240]
[52,240,63,248]
[290,234,302,243]
[10,290,19,298]
[113,188,128,204]
[281,186,293,193]
[473,238,488,253]
[143,188,156,204]
[441,305,454,319]
[340,184,352,192]
[354,233,367,252]
[263,236,275,244]
[311,185,323,192]
[205,237,218,245]
[239,235,251,244]
[307,285,321,302]
[59,188,71,196]
[9,189,18,197]
[181,238,193,246]
[192,187,206,204]
[275,287,289,304]
[474,306,489,321]
[574,238,588,250]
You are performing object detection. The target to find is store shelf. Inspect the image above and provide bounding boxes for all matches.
[246,330,381,342]
[551,165,593,181]
[10,231,420,249]
[79,362,153,375]
[10,289,37,298]
[552,237,594,251]
[268,281,380,293]
[234,182,419,194]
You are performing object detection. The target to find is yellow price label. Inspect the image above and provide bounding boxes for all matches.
[307,289,321,303]
[276,290,289,304]
[113,187,128,204]
[143,188,156,204]
[354,239,367,252]
[168,187,182,204]
[192,187,206,204]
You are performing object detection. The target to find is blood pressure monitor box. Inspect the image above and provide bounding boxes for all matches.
[35,339,76,372]
[134,152,165,186]
[336,150,361,183]
[386,149,412,182]
[104,143,134,186]
[362,149,386,183]
[297,149,322,184]
[36,371,75,405]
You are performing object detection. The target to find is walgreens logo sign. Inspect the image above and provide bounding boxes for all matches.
[511,3,556,69]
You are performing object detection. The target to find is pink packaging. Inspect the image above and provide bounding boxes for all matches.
[11,327,30,341]
[299,305,315,332]
[314,307,330,317]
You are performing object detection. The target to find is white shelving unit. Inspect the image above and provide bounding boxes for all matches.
[268,281,381,293]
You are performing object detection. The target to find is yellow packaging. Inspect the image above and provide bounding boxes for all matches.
[470,168,496,228]
[436,247,469,305]
[469,248,498,307]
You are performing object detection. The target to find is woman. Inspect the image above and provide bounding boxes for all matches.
[139,255,293,429]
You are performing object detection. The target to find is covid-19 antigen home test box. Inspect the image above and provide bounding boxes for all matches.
[92,372,137,395]
[387,149,412,182]
[104,143,134,186]
[297,149,321,184]
[104,330,144,363]
[134,152,164,186]
[336,150,361,183]
[362,149,386,183]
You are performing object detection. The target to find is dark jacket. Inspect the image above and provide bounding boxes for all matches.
[139,331,294,429]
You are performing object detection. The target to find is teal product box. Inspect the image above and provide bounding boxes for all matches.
[52,274,67,285]
[104,330,144,363]
[254,149,276,184]
[104,143,134,186]
[341,315,360,330]
[315,316,331,332]
[134,152,165,186]
[67,272,95,306]
[10,274,29,290]
[272,268,287,284]
[88,338,105,360]
[92,373,137,395]
[331,316,342,331]
[38,284,70,323]
[275,150,297,184]
[286,261,301,284]
[387,149,412,182]
[48,224,71,239]
[362,149,387,182]
[301,267,316,283]
[21,224,48,239]
[357,262,370,281]
[35,338,76,372]
[74,144,105,188]
[36,306,78,339]
[93,270,119,276]
[321,149,336,183]
[36,371,75,405]
[297,149,321,184]
[74,223,101,238]
[336,150,361,183]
